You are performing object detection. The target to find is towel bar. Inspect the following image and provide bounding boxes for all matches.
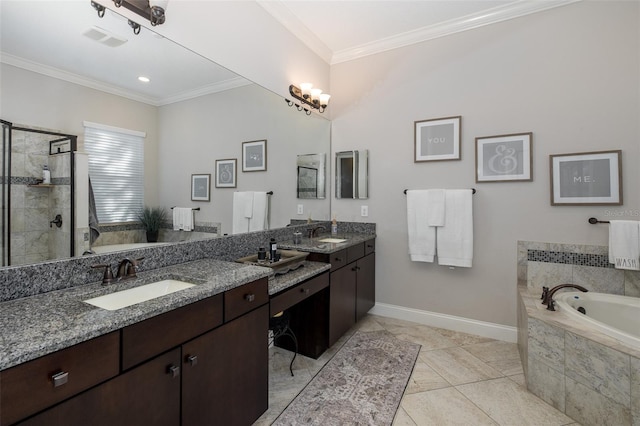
[403,188,476,194]
[588,217,610,224]
[171,207,201,211]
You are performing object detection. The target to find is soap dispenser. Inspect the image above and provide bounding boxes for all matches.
[331,215,338,236]
[269,238,277,262]
[42,165,51,185]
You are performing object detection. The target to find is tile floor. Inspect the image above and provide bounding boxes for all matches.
[254,314,580,426]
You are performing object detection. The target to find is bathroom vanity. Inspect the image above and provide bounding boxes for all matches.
[0,230,376,425]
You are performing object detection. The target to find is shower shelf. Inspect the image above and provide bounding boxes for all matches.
[27,184,54,188]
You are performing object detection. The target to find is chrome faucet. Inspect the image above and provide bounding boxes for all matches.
[308,226,326,238]
[541,284,588,311]
[116,257,144,281]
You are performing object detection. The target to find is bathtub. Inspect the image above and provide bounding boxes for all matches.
[91,243,170,254]
[554,291,640,349]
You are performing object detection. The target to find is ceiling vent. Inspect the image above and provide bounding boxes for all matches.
[83,26,128,47]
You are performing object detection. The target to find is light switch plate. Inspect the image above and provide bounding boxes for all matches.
[361,205,369,217]
[297,204,304,215]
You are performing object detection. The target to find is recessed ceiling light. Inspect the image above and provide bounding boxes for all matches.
[138,76,150,83]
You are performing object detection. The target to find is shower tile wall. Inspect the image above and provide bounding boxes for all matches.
[10,129,71,265]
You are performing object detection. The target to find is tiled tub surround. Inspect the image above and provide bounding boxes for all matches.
[517,241,640,426]
[91,220,220,248]
[0,221,372,367]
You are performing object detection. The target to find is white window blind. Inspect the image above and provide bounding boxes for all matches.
[84,122,145,223]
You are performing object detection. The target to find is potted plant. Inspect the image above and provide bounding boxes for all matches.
[137,206,167,242]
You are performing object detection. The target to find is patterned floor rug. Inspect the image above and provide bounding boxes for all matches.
[272,330,421,425]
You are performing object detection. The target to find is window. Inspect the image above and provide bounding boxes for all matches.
[84,121,145,223]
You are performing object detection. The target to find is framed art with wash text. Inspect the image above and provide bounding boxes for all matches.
[475,132,532,182]
[550,150,622,205]
[414,116,461,162]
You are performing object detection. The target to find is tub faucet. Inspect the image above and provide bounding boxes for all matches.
[116,257,144,281]
[542,284,588,311]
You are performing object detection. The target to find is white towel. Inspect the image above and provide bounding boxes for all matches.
[608,220,640,270]
[406,190,437,262]
[437,189,473,268]
[172,207,194,231]
[249,192,269,232]
[232,192,252,234]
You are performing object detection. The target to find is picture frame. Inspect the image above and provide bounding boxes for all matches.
[191,174,211,201]
[475,132,532,182]
[215,159,237,188]
[550,150,622,206]
[242,139,267,172]
[414,116,461,162]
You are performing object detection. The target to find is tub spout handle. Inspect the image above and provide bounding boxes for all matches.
[545,284,588,311]
[540,286,549,304]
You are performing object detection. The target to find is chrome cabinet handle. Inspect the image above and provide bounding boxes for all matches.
[334,257,343,262]
[186,355,198,366]
[301,288,310,294]
[167,364,180,378]
[244,293,255,302]
[51,371,69,388]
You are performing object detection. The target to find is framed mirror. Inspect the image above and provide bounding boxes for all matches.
[297,153,326,199]
[335,150,368,199]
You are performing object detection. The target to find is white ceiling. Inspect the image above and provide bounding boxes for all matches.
[259,0,580,64]
[0,1,579,104]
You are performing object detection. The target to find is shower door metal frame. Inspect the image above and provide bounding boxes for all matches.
[0,120,77,266]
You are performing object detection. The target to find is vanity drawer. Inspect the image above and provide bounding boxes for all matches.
[122,295,223,370]
[364,238,375,255]
[0,331,119,426]
[270,272,329,316]
[225,277,269,322]
[347,243,365,264]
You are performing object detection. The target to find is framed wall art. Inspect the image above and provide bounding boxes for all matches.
[242,139,267,172]
[475,132,532,182]
[191,173,211,201]
[550,150,622,206]
[215,159,237,188]
[414,116,461,162]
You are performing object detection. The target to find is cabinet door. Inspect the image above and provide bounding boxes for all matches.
[329,264,357,346]
[182,304,268,426]
[356,252,376,321]
[19,348,181,426]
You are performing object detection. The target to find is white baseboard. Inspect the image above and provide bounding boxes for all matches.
[369,302,517,343]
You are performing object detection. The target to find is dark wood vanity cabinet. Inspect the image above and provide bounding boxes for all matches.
[309,238,376,347]
[19,348,182,426]
[7,277,269,426]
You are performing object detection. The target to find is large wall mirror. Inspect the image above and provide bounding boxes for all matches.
[0,1,331,267]
[336,150,369,199]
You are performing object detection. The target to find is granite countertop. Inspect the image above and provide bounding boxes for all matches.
[0,258,329,371]
[279,232,375,254]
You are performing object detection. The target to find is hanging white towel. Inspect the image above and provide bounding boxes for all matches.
[232,192,253,234]
[406,190,437,262]
[172,207,194,231]
[608,220,640,270]
[249,192,269,232]
[437,189,473,268]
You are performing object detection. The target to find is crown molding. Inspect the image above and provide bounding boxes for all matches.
[258,0,581,65]
[1,52,251,107]
[256,0,333,64]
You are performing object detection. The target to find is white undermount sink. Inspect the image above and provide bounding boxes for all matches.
[84,280,196,311]
[317,238,348,243]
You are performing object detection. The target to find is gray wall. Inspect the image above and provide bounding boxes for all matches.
[329,1,640,327]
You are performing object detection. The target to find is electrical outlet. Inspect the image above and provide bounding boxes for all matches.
[297,204,304,215]
[361,205,369,217]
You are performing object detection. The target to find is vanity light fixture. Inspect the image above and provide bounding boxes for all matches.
[286,83,331,115]
[91,0,168,34]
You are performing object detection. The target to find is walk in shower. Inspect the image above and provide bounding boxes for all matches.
[1,120,76,266]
